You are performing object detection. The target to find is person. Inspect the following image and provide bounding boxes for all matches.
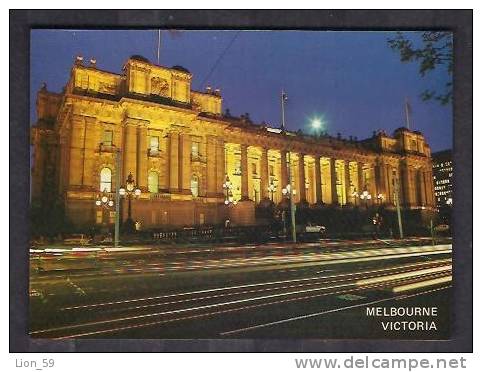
[224,219,231,228]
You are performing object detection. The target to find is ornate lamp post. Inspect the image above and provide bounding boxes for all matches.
[376,193,385,205]
[351,188,359,206]
[281,184,296,237]
[359,187,372,209]
[94,189,115,228]
[119,173,141,233]
[268,180,277,202]
[95,190,115,209]
[222,175,237,206]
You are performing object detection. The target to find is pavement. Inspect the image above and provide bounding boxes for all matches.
[29,237,452,339]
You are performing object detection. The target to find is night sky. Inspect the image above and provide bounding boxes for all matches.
[30,30,452,152]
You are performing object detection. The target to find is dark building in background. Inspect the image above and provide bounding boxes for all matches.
[432,149,453,209]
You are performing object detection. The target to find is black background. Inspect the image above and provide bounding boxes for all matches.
[9,9,473,353]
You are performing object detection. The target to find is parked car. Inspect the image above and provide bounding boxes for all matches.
[434,224,450,233]
[296,223,326,240]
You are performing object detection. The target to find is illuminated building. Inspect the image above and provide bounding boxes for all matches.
[31,56,436,229]
[432,149,453,209]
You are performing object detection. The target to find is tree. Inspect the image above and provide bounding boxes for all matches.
[388,32,453,105]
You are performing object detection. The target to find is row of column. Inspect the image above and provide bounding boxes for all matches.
[67,115,434,208]
[124,125,226,197]
[375,161,435,208]
[235,145,371,205]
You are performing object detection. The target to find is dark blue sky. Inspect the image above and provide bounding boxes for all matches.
[30,30,452,151]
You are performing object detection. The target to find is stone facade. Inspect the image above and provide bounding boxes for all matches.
[31,56,436,229]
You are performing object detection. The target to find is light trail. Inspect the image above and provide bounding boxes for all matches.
[31,244,451,283]
[60,258,451,311]
[46,279,450,339]
[355,265,452,286]
[392,276,452,293]
[31,265,450,338]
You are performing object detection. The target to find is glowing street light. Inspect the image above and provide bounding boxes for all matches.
[359,188,372,209]
[223,174,236,206]
[95,189,114,209]
[119,173,141,232]
[311,118,322,129]
[309,114,327,134]
[267,180,277,201]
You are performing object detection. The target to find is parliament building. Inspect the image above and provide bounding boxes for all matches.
[31,55,436,230]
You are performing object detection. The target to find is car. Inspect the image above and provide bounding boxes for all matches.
[296,224,326,240]
[305,224,326,234]
[434,224,450,233]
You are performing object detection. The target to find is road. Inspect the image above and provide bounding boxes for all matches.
[29,237,452,339]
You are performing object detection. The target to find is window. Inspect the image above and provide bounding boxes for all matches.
[411,139,417,151]
[252,162,257,175]
[148,171,159,193]
[191,175,199,197]
[100,168,112,192]
[149,136,159,155]
[269,164,274,176]
[102,130,113,146]
[191,142,199,158]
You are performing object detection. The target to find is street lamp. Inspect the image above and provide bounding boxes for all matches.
[311,118,322,129]
[281,184,297,197]
[351,189,359,206]
[222,174,236,206]
[94,190,115,228]
[376,193,384,204]
[95,189,115,209]
[119,172,141,233]
[268,180,277,201]
[359,188,372,209]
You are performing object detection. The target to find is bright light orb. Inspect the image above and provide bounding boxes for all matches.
[311,118,322,129]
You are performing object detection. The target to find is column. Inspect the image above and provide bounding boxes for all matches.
[424,169,434,207]
[314,155,322,204]
[330,157,338,204]
[375,162,385,198]
[260,148,269,199]
[137,125,148,191]
[357,162,364,194]
[123,121,138,182]
[240,144,249,200]
[179,133,192,194]
[385,164,392,204]
[69,115,85,187]
[215,138,225,196]
[418,169,427,206]
[82,117,99,189]
[369,165,377,199]
[298,153,306,202]
[402,165,412,207]
[344,160,351,205]
[206,136,217,197]
[168,131,179,193]
[280,150,288,193]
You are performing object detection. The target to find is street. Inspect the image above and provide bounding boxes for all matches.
[29,238,452,339]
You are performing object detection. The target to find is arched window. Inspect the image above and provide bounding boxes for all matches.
[148,171,159,193]
[191,175,199,197]
[100,168,112,192]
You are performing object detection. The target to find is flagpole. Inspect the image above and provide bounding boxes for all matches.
[157,30,161,65]
[404,97,411,130]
